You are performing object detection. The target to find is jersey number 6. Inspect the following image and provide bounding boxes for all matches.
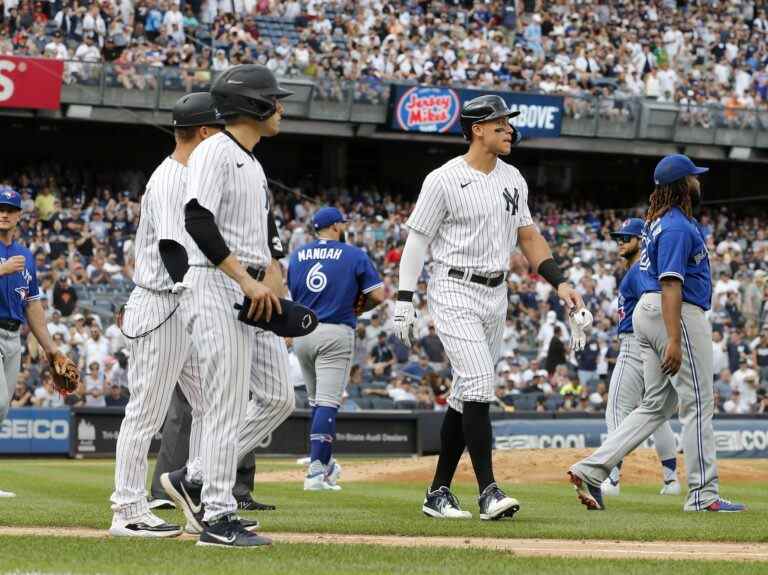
[306,262,328,293]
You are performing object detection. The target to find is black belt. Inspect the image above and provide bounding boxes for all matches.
[0,319,21,332]
[448,268,505,287]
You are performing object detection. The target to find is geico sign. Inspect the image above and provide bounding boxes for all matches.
[0,418,69,440]
[0,59,18,103]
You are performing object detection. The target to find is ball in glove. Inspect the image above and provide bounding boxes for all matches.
[50,351,81,395]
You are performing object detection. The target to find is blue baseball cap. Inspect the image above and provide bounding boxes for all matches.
[312,207,347,230]
[610,217,644,239]
[0,188,22,210]
[653,154,708,186]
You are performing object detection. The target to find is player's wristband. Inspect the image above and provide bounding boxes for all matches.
[397,290,414,303]
[538,258,566,289]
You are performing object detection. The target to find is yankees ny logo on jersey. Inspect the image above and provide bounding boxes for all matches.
[503,188,519,215]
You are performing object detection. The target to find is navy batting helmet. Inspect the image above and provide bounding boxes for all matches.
[460,95,522,144]
[211,64,293,121]
[172,92,224,128]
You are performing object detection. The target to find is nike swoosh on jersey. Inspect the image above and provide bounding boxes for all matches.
[180,482,202,513]
[206,532,237,544]
[460,181,472,189]
[236,162,244,168]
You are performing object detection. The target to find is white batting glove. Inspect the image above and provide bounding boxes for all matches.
[568,308,593,352]
[570,307,593,330]
[392,300,416,346]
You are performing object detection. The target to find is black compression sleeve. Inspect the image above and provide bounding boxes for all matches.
[184,200,231,266]
[158,240,189,284]
[538,258,566,289]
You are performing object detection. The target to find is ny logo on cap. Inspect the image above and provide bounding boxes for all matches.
[2,191,14,199]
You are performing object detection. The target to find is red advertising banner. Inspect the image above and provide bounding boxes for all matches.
[0,56,64,110]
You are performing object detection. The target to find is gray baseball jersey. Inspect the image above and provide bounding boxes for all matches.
[408,156,533,412]
[181,131,292,522]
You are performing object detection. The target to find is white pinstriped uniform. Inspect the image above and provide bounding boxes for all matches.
[408,156,533,412]
[111,157,205,520]
[180,131,293,522]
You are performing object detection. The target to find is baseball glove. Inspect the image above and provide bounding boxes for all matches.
[50,351,80,395]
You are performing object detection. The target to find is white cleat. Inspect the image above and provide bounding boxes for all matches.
[660,479,681,496]
[109,511,182,538]
[601,478,620,497]
[422,486,472,519]
[324,458,342,489]
[304,472,342,491]
[0,489,16,498]
[478,483,520,521]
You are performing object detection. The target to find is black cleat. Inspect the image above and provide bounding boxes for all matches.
[196,515,272,548]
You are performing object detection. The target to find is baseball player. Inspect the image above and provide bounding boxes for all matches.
[0,190,68,498]
[569,154,746,512]
[393,95,588,520]
[287,206,385,491]
[601,217,679,497]
[159,65,294,548]
[109,93,223,538]
[150,208,288,512]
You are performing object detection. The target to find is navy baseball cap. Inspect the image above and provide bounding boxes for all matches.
[312,207,346,230]
[610,218,644,239]
[653,154,708,185]
[0,188,22,210]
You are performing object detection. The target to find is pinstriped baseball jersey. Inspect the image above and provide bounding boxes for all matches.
[185,131,271,269]
[133,157,186,292]
[406,156,533,273]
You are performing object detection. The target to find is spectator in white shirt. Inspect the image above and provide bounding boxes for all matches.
[44,31,68,60]
[212,49,230,72]
[83,325,110,370]
[46,309,69,342]
[83,361,107,407]
[163,4,183,35]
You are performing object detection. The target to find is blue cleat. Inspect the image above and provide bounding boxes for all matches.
[568,470,604,511]
[700,499,747,513]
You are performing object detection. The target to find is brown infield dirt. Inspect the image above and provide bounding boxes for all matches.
[3,450,767,562]
[255,448,768,485]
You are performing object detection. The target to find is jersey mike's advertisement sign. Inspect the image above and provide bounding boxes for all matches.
[0,56,64,110]
[0,408,70,454]
[492,418,768,459]
[390,84,564,139]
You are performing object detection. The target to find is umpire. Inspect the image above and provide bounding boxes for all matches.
[287,207,386,490]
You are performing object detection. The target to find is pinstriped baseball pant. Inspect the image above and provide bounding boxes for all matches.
[428,266,507,413]
[181,267,293,522]
[111,287,205,520]
[573,293,719,510]
[605,333,677,478]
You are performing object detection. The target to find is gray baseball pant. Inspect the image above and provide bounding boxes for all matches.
[294,323,355,407]
[572,293,719,510]
[0,327,22,423]
[605,333,677,482]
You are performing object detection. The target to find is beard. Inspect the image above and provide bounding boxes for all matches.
[690,187,702,217]
[338,231,346,244]
[622,245,639,261]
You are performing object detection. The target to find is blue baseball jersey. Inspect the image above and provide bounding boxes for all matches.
[0,241,40,323]
[617,263,642,335]
[288,239,383,329]
[638,207,712,310]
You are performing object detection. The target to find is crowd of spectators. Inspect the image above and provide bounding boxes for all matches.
[3,160,768,416]
[3,1,768,124]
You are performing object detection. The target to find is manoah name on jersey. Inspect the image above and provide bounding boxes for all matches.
[296,247,344,262]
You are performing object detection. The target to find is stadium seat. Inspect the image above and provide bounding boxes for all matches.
[394,400,418,410]
[368,397,395,410]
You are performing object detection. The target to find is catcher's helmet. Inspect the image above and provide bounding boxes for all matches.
[460,95,522,144]
[211,64,294,121]
[172,92,223,128]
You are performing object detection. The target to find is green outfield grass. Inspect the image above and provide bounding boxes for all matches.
[0,536,758,575]
[0,458,764,542]
[0,458,765,574]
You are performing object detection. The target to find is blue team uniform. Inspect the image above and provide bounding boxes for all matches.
[638,207,712,309]
[0,241,40,323]
[287,239,382,328]
[616,263,642,335]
